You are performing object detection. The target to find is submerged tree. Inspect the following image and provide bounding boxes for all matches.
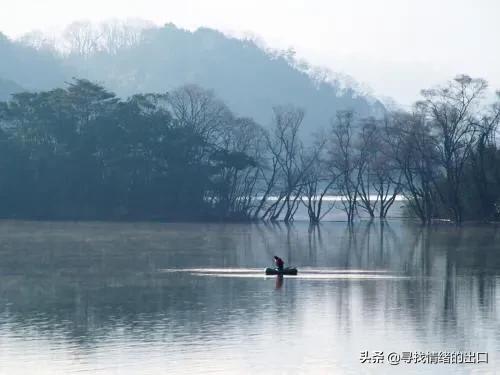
[301,133,336,224]
[464,92,500,219]
[210,117,265,219]
[385,111,439,224]
[329,111,361,223]
[356,118,379,218]
[372,142,402,219]
[419,75,488,223]
[261,106,315,223]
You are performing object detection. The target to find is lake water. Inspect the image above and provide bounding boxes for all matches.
[0,220,498,374]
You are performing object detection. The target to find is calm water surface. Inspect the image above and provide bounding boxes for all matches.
[0,220,499,374]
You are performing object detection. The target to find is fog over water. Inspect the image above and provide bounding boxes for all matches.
[0,220,498,374]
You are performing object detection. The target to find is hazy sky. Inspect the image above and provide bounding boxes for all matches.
[1,0,499,105]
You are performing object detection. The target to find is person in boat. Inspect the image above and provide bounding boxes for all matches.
[273,255,284,271]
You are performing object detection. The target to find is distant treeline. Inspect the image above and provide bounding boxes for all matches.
[0,76,499,223]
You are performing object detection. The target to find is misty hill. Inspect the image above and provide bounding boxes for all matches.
[0,24,384,132]
[0,32,67,91]
[0,78,24,101]
[75,24,384,130]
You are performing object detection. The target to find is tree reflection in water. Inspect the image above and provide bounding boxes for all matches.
[0,220,498,373]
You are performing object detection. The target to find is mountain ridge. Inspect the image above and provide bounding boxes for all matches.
[0,23,385,132]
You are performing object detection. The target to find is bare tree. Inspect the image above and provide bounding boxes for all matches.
[369,117,403,218]
[252,130,281,220]
[468,91,500,218]
[329,111,361,223]
[372,145,402,218]
[167,84,231,146]
[63,21,102,57]
[419,75,488,223]
[385,111,439,224]
[356,118,379,218]
[18,30,58,52]
[261,106,314,223]
[97,20,148,54]
[214,117,266,219]
[301,133,336,224]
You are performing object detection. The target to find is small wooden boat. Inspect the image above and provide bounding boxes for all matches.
[265,267,298,276]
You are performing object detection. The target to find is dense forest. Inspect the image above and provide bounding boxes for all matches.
[0,75,499,223]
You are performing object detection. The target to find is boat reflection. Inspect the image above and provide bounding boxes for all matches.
[275,275,284,289]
